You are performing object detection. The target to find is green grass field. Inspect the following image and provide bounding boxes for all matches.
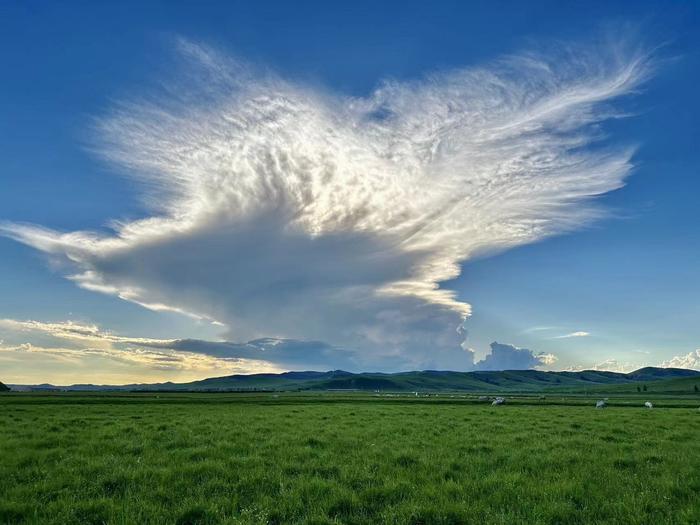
[1,393,699,524]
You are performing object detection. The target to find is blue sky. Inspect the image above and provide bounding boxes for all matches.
[1,1,699,383]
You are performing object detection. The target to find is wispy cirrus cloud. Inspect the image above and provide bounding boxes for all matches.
[0,37,650,370]
[522,326,560,334]
[553,331,591,339]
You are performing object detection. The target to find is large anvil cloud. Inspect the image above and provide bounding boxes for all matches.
[1,39,649,370]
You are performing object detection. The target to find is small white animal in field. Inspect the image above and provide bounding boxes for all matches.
[492,397,505,406]
[644,401,653,409]
[596,400,606,409]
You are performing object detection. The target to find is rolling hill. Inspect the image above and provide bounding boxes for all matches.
[7,367,700,394]
[564,374,700,395]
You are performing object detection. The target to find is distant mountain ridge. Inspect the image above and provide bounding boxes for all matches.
[6,367,700,393]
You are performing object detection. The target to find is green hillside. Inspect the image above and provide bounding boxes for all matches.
[565,375,700,395]
[135,367,700,393]
[13,367,700,394]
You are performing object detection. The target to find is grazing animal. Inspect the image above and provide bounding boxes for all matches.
[492,397,505,406]
[644,401,653,409]
[596,400,606,409]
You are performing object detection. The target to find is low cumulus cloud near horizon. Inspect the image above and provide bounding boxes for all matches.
[0,37,652,372]
[472,342,557,371]
[660,350,700,371]
[1,319,697,384]
[0,319,557,382]
[0,319,283,385]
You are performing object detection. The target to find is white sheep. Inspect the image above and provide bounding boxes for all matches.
[492,397,505,406]
[644,401,653,409]
[596,400,606,409]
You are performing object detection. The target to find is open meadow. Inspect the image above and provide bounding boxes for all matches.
[1,393,699,525]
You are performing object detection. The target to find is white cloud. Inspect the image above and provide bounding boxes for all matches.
[659,350,700,371]
[522,326,560,334]
[566,358,637,373]
[0,319,556,376]
[473,342,556,370]
[0,319,281,384]
[0,38,650,370]
[537,353,559,366]
[553,331,591,339]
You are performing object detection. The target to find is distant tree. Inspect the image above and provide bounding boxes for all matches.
[643,384,647,392]
[636,386,641,393]
[0,381,9,392]
[695,384,698,393]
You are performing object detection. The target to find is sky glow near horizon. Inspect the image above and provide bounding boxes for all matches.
[1,2,699,384]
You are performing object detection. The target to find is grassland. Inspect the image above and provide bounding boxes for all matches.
[1,393,699,524]
[563,375,700,395]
